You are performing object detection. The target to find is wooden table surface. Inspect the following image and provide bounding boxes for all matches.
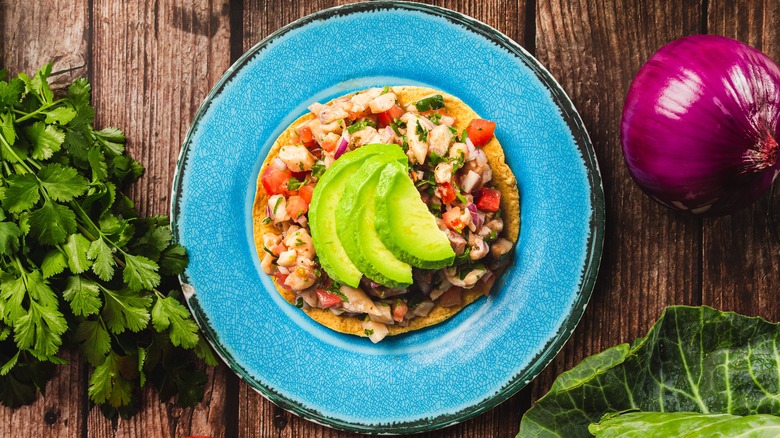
[2,0,779,437]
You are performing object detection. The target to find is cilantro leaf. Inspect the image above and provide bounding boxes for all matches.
[122,254,160,292]
[0,77,24,109]
[14,300,67,356]
[194,336,218,367]
[24,63,54,104]
[101,287,152,333]
[158,244,188,276]
[0,112,15,145]
[25,122,65,160]
[38,163,89,202]
[74,320,110,366]
[87,237,115,281]
[41,250,67,278]
[3,173,40,213]
[44,106,77,125]
[151,295,199,348]
[28,200,76,245]
[0,351,20,376]
[0,274,28,322]
[24,270,59,309]
[63,233,93,274]
[88,352,134,408]
[415,95,445,112]
[62,276,101,317]
[0,222,22,255]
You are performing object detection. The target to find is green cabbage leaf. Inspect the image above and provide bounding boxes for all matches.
[518,306,780,437]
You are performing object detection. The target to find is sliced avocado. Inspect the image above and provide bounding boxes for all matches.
[375,162,456,269]
[309,144,406,287]
[337,152,412,289]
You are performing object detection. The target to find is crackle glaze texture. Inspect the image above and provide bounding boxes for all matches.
[171,2,603,434]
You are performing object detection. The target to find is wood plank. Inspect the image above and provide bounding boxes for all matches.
[703,1,780,322]
[0,0,89,88]
[530,0,703,404]
[239,1,530,436]
[0,1,89,436]
[88,0,233,436]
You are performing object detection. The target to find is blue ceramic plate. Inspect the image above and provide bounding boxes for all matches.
[172,1,603,434]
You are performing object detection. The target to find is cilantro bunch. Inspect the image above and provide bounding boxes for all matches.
[0,64,215,417]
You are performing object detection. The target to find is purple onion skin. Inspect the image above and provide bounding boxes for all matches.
[621,35,780,216]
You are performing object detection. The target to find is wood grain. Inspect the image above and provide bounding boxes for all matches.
[0,0,90,88]
[530,0,703,403]
[703,1,780,322]
[88,0,233,436]
[0,1,90,436]
[238,1,530,436]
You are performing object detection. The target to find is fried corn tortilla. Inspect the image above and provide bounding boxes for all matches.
[252,86,519,337]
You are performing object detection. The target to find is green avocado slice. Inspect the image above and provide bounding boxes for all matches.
[309,143,406,287]
[337,152,412,288]
[375,161,456,269]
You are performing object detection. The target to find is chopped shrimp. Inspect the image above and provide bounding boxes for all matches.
[260,253,276,274]
[445,267,487,288]
[449,142,469,160]
[284,257,317,291]
[350,93,373,114]
[434,162,454,184]
[469,235,489,260]
[320,120,342,135]
[268,195,290,224]
[319,100,350,124]
[350,126,383,147]
[428,124,453,157]
[440,115,455,126]
[308,102,324,117]
[283,227,315,259]
[491,238,514,258]
[380,125,398,145]
[444,229,467,255]
[276,249,297,267]
[262,232,282,251]
[278,145,315,172]
[402,114,428,165]
[486,218,504,233]
[369,92,397,113]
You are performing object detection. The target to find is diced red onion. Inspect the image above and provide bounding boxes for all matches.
[335,133,350,159]
[461,170,481,193]
[467,203,483,229]
[265,205,271,218]
[465,138,476,158]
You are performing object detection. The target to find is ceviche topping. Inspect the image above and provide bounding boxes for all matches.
[258,87,513,342]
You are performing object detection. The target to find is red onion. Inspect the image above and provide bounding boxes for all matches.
[622,35,780,216]
[467,203,483,229]
[335,133,349,159]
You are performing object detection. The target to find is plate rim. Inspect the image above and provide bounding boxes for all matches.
[170,0,605,434]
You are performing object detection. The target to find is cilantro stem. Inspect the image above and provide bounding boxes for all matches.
[13,99,64,123]
[0,134,36,175]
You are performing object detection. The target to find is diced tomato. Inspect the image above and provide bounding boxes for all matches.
[298,183,315,204]
[377,104,404,128]
[296,125,314,147]
[261,166,292,196]
[286,195,308,219]
[476,188,501,212]
[466,119,496,147]
[442,207,466,233]
[274,272,293,291]
[437,287,462,307]
[316,289,343,308]
[392,300,408,322]
[436,182,457,204]
[321,140,337,153]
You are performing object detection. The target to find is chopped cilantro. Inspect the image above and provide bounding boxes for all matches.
[262,245,276,256]
[364,329,374,336]
[428,152,448,166]
[381,85,390,95]
[346,119,376,134]
[460,129,469,143]
[311,162,326,179]
[295,238,304,246]
[389,121,402,136]
[401,135,409,152]
[454,247,472,265]
[294,297,304,308]
[261,217,271,225]
[415,95,445,112]
[273,196,282,214]
[486,230,498,243]
[287,177,307,191]
[427,113,442,125]
[416,121,428,142]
